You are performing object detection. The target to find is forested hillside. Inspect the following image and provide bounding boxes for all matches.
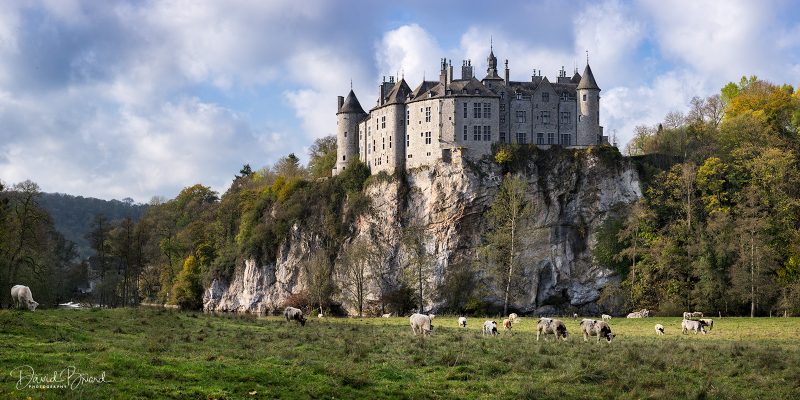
[595,76,800,316]
[38,193,148,257]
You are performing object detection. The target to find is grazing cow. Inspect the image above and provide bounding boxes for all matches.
[502,318,513,335]
[655,324,665,335]
[691,311,704,318]
[381,313,392,318]
[482,320,499,336]
[509,313,519,323]
[284,307,306,326]
[683,312,692,320]
[601,314,612,321]
[580,319,615,343]
[458,316,467,328]
[700,318,714,331]
[11,285,38,311]
[626,312,642,318]
[681,319,708,335]
[536,318,568,341]
[409,313,433,336]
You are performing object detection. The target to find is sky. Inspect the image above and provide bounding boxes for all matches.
[0,0,798,202]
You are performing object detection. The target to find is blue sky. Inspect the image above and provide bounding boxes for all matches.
[0,0,798,202]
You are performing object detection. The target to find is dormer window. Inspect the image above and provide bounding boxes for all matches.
[516,92,522,100]
[474,89,479,95]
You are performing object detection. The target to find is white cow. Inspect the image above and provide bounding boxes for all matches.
[458,316,467,328]
[508,313,520,323]
[601,314,612,321]
[700,318,714,331]
[284,307,306,326]
[579,319,614,343]
[410,313,433,336]
[681,319,708,335]
[482,320,499,336]
[655,324,665,335]
[381,313,392,318]
[11,285,38,311]
[536,318,568,341]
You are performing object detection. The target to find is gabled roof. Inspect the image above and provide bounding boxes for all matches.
[384,79,413,105]
[338,90,366,114]
[577,64,600,90]
[410,81,441,99]
[448,77,498,96]
[571,72,582,84]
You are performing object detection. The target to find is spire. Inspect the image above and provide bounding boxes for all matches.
[577,62,600,91]
[484,40,501,80]
[338,90,366,114]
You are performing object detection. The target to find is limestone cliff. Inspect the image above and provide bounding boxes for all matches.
[203,149,641,315]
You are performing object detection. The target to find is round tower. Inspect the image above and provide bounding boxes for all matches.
[335,90,367,175]
[576,63,601,146]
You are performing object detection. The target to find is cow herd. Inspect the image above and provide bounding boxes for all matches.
[7,283,717,341]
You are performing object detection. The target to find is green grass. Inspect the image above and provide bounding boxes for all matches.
[2,309,800,399]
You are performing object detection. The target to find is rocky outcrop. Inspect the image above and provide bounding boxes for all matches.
[203,149,641,315]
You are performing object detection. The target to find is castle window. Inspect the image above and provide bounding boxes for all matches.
[425,107,431,122]
[344,131,347,138]
[500,103,505,112]
[463,102,468,118]
[407,110,410,125]
[560,112,570,124]
[583,94,587,101]
[463,126,468,141]
[483,103,491,118]
[407,134,410,147]
[382,137,385,150]
[389,136,392,149]
[561,93,569,101]
[540,111,550,124]
[500,116,505,124]
[516,92,522,100]
[381,116,386,129]
[473,126,480,141]
[343,155,346,161]
[537,132,544,145]
[499,132,506,143]
[548,132,554,145]
[474,89,479,94]
[500,92,505,99]
[542,92,549,102]
[516,132,526,144]
[473,103,481,118]
[516,111,526,123]
[560,133,571,145]
[408,154,413,158]
[483,126,491,141]
[425,132,432,144]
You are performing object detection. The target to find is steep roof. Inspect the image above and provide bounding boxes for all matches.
[571,72,582,84]
[577,64,600,90]
[338,90,366,114]
[384,79,413,105]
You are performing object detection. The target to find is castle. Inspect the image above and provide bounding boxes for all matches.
[333,47,607,175]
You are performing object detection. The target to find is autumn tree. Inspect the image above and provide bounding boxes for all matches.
[485,174,532,315]
[308,135,337,179]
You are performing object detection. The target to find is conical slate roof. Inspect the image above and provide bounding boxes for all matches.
[338,90,366,114]
[577,64,600,90]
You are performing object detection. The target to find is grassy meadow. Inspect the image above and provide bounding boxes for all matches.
[1,308,800,399]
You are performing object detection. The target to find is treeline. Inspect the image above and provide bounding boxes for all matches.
[0,181,85,307]
[39,193,148,257]
[595,76,800,316]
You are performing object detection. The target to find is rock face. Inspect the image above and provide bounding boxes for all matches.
[203,149,641,315]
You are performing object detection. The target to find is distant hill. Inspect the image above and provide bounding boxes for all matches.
[39,193,149,258]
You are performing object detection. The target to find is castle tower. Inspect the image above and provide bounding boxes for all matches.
[576,63,601,146]
[334,90,367,175]
[484,45,502,80]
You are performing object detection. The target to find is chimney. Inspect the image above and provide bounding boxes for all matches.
[461,60,473,80]
[447,60,453,85]
[379,76,386,106]
[337,96,344,112]
[439,58,447,85]
[504,59,509,85]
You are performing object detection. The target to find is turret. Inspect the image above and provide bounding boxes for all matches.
[576,63,601,146]
[334,90,367,175]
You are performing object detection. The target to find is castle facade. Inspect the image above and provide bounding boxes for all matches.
[334,48,606,175]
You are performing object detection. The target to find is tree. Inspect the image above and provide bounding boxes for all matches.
[304,249,335,315]
[274,153,306,179]
[730,187,779,317]
[484,174,532,315]
[338,239,373,317]
[171,255,204,310]
[307,136,337,179]
[401,225,434,313]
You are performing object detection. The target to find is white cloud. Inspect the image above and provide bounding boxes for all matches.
[376,24,444,85]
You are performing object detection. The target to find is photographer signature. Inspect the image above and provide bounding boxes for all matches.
[10,365,111,390]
